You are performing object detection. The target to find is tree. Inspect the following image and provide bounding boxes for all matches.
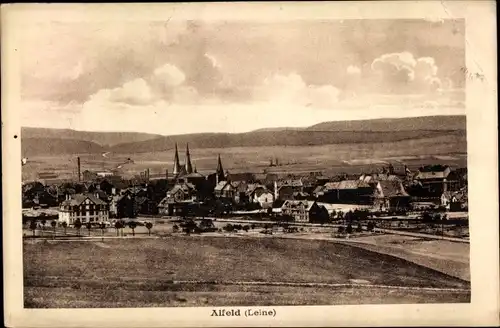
[86,222,92,236]
[29,220,37,237]
[367,221,375,232]
[62,221,68,235]
[119,220,126,236]
[337,226,345,234]
[51,220,57,239]
[74,219,82,236]
[346,224,353,234]
[145,222,153,236]
[100,223,106,241]
[356,222,362,233]
[128,221,137,236]
[114,221,122,237]
[336,211,344,221]
[40,219,46,237]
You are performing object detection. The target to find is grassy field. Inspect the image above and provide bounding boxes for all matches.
[22,134,466,181]
[24,236,470,308]
[339,234,470,281]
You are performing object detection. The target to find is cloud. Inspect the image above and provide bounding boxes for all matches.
[83,61,206,107]
[153,63,186,87]
[255,73,340,108]
[92,78,153,106]
[20,21,193,103]
[346,65,361,75]
[371,52,442,94]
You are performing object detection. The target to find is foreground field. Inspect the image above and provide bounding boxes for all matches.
[24,236,470,308]
[339,234,470,281]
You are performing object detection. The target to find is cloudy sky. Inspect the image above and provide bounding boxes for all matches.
[20,19,465,134]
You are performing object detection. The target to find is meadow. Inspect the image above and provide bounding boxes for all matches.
[24,236,470,308]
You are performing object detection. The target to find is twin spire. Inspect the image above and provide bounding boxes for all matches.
[172,143,224,179]
[172,143,193,176]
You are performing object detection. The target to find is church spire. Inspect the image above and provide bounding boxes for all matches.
[185,143,193,174]
[216,154,225,183]
[173,143,181,176]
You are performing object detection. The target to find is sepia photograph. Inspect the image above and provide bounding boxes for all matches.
[2,2,498,327]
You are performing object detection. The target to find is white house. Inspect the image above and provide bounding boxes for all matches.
[253,190,274,208]
[58,193,109,225]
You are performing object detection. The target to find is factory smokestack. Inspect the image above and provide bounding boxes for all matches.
[165,169,168,180]
[77,157,81,182]
[147,168,150,182]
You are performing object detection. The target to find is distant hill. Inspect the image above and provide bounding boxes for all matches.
[21,127,162,146]
[22,138,105,156]
[306,115,466,132]
[21,115,467,155]
[109,129,465,154]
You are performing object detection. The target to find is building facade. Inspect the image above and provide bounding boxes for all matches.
[58,193,109,225]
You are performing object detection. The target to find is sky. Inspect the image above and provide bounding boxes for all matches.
[19,18,466,134]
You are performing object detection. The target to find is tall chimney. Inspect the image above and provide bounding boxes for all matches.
[147,168,150,182]
[77,157,81,182]
[165,169,168,180]
[274,181,278,200]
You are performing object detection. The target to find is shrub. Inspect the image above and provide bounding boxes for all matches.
[223,224,234,232]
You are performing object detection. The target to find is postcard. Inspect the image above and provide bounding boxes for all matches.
[2,1,498,327]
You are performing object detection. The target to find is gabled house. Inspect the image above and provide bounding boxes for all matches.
[214,181,235,200]
[373,180,411,211]
[231,181,249,204]
[415,165,452,194]
[109,192,137,219]
[274,179,304,201]
[157,182,198,216]
[58,193,109,224]
[135,196,158,215]
[165,183,197,202]
[255,190,274,209]
[281,200,329,223]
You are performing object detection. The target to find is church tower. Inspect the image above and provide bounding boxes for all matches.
[172,143,181,176]
[185,143,193,174]
[215,154,225,184]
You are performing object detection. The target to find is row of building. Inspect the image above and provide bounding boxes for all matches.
[23,145,468,225]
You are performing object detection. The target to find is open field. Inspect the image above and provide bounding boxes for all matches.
[24,237,470,308]
[339,234,470,281]
[22,134,467,182]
